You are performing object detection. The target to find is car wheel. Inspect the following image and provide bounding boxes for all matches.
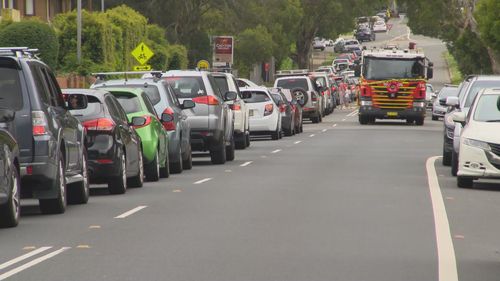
[68,151,89,204]
[170,145,183,174]
[442,145,451,166]
[415,117,425,126]
[235,132,246,149]
[159,152,170,178]
[0,166,20,227]
[128,150,144,188]
[432,115,439,121]
[451,150,458,176]
[271,127,280,140]
[210,134,226,164]
[406,118,414,124]
[359,115,368,125]
[226,134,235,161]
[457,176,473,188]
[39,156,67,214]
[311,115,320,124]
[145,150,160,181]
[182,144,193,170]
[245,131,251,148]
[108,152,127,194]
[291,88,308,106]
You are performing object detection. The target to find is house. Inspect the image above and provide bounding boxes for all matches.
[0,0,96,22]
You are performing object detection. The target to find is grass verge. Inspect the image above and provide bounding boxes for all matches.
[443,51,463,84]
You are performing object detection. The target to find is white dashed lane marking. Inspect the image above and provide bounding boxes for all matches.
[240,161,253,167]
[193,178,213,185]
[114,206,148,219]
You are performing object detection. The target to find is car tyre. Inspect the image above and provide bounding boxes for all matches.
[451,150,458,176]
[432,115,439,121]
[359,115,369,125]
[145,150,160,182]
[442,145,451,166]
[210,135,226,165]
[245,131,251,147]
[415,117,425,126]
[226,135,235,161]
[170,146,183,174]
[68,151,89,204]
[235,132,246,149]
[0,166,20,227]
[39,156,67,214]
[457,176,473,188]
[128,150,144,188]
[183,144,193,170]
[108,152,127,194]
[159,152,170,178]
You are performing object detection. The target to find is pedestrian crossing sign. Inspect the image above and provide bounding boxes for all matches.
[131,42,154,65]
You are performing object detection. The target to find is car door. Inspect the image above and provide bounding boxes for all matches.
[165,83,190,152]
[142,93,168,161]
[207,75,231,141]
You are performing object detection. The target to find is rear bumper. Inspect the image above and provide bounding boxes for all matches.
[249,115,278,132]
[359,106,426,119]
[302,107,320,118]
[190,129,223,151]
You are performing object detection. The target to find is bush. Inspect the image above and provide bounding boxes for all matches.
[235,25,275,76]
[167,45,189,70]
[0,20,59,68]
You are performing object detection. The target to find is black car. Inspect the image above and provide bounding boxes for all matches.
[64,89,144,194]
[0,110,20,228]
[356,27,375,42]
[0,47,89,214]
[270,89,297,136]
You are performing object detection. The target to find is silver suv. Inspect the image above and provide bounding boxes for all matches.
[163,70,237,164]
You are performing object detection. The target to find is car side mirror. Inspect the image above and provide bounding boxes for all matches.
[130,116,147,127]
[181,100,195,110]
[66,94,88,110]
[451,111,466,125]
[240,91,252,99]
[446,96,459,108]
[0,109,15,122]
[161,113,174,123]
[427,62,434,79]
[224,91,237,101]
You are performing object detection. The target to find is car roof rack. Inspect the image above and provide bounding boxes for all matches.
[0,47,40,59]
[275,69,310,77]
[92,71,163,83]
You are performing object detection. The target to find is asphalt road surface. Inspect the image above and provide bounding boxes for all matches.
[1,19,499,281]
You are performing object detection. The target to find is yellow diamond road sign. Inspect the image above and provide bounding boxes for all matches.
[131,42,154,65]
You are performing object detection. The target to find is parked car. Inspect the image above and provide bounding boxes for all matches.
[64,89,145,194]
[343,39,361,52]
[309,72,334,115]
[432,85,458,120]
[373,20,387,32]
[107,87,170,181]
[425,83,435,107]
[240,88,282,140]
[0,110,20,228]
[269,88,297,136]
[163,70,237,164]
[356,27,376,42]
[334,38,345,53]
[93,76,193,173]
[446,75,500,176]
[212,72,251,149]
[274,75,322,123]
[0,47,89,214]
[282,89,303,133]
[452,88,500,188]
[313,39,326,51]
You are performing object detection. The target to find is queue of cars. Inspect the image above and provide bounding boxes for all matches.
[0,47,319,228]
[438,75,500,188]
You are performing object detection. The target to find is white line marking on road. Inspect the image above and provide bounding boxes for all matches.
[332,124,337,127]
[114,206,148,219]
[240,161,253,167]
[0,247,52,271]
[294,141,302,144]
[0,247,70,280]
[346,110,358,117]
[426,156,458,281]
[271,149,282,154]
[322,129,327,133]
[309,134,315,137]
[224,170,232,173]
[193,178,212,185]
[342,119,346,121]
[260,155,267,158]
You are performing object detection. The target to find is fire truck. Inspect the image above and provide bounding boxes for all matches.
[355,46,434,125]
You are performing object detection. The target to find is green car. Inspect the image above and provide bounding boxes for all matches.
[107,88,169,181]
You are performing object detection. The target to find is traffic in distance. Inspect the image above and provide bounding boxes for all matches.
[0,4,499,281]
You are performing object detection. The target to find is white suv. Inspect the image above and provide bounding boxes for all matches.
[452,88,500,188]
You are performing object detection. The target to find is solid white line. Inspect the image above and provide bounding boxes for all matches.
[271,149,282,154]
[322,129,327,133]
[0,247,52,271]
[426,156,458,281]
[0,247,70,280]
[309,134,315,137]
[193,178,212,185]
[332,124,337,127]
[240,161,253,167]
[294,141,302,144]
[114,206,148,219]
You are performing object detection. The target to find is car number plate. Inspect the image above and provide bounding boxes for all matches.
[387,112,398,117]
[249,110,254,117]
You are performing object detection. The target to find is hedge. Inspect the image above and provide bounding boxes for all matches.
[0,20,59,68]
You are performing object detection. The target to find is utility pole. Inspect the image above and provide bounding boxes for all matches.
[77,0,82,63]
[101,0,105,12]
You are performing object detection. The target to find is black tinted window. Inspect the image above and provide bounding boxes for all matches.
[142,93,157,115]
[165,76,207,98]
[113,94,142,114]
[240,91,271,103]
[214,76,229,94]
[0,66,23,110]
[276,78,308,91]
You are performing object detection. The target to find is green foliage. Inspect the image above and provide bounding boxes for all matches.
[167,45,189,70]
[235,25,275,77]
[0,20,59,68]
[476,0,500,51]
[449,28,492,75]
[443,51,464,84]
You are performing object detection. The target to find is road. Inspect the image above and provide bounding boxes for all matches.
[1,19,500,281]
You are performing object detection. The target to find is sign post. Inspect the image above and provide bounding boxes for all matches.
[212,36,234,69]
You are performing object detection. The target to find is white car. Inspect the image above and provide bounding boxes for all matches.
[213,72,251,149]
[373,20,387,32]
[425,83,435,107]
[453,88,500,188]
[313,39,326,51]
[236,78,261,88]
[240,87,282,140]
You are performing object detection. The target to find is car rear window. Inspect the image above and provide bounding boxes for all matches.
[276,78,308,91]
[0,65,23,110]
[241,91,271,103]
[69,95,102,117]
[165,76,207,99]
[213,76,229,94]
[108,84,161,105]
[113,94,142,114]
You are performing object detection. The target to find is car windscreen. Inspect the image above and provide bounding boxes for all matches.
[363,57,425,80]
[240,91,271,103]
[109,84,161,105]
[473,94,500,122]
[464,81,500,108]
[113,94,142,114]
[165,76,207,99]
[0,65,23,110]
[69,95,103,117]
[276,78,308,91]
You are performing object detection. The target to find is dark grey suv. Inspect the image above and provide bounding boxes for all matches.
[0,48,89,214]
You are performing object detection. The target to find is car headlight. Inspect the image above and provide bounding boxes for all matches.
[463,138,491,151]
[360,101,372,106]
[445,114,456,127]
[413,102,425,107]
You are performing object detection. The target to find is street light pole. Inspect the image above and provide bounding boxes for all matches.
[101,0,104,12]
[77,0,82,64]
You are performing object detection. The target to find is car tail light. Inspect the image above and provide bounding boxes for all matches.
[331,86,336,91]
[83,118,115,131]
[26,165,33,175]
[192,96,219,105]
[161,108,176,131]
[264,104,274,116]
[32,111,48,136]
[279,103,286,113]
[97,159,113,164]
[230,103,241,111]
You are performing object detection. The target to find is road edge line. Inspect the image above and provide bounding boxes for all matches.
[426,156,458,281]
